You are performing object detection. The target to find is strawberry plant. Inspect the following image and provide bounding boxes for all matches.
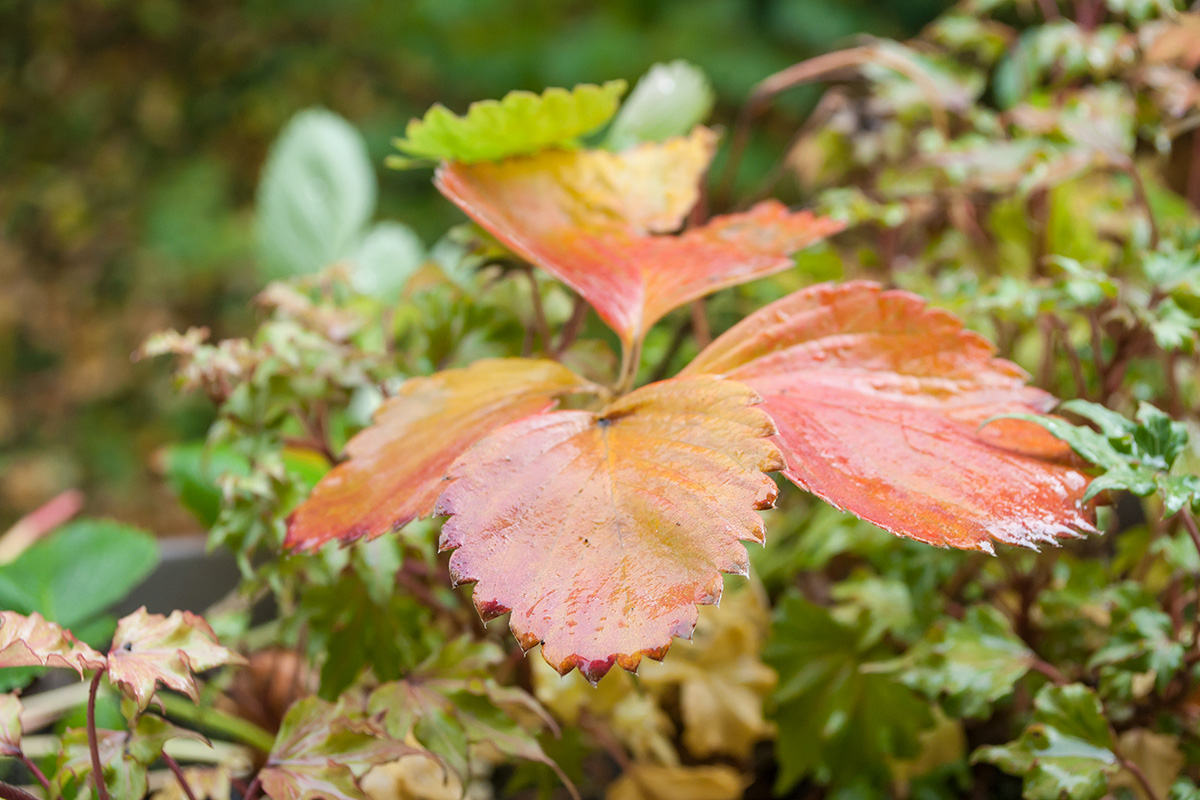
[6,0,1200,798]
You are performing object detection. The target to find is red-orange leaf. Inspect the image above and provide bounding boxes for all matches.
[434,128,843,348]
[286,359,595,551]
[435,376,784,682]
[682,281,1096,552]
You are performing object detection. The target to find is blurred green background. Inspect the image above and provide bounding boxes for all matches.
[0,0,950,534]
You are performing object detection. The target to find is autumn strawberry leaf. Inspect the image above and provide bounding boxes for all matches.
[286,358,596,551]
[258,697,430,800]
[435,128,843,353]
[437,376,783,682]
[0,611,106,676]
[683,280,1098,552]
[106,607,245,711]
[390,81,627,166]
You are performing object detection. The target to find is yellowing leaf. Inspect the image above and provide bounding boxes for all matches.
[361,756,462,800]
[1113,729,1184,800]
[683,281,1097,552]
[437,376,784,682]
[0,693,21,757]
[286,359,595,551]
[638,582,776,760]
[151,766,233,800]
[436,130,843,348]
[606,763,745,800]
[392,81,627,165]
[107,607,245,711]
[0,611,105,676]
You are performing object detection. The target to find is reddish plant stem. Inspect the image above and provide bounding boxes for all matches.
[1029,657,1069,685]
[1122,758,1163,800]
[0,782,40,800]
[16,754,50,796]
[244,775,263,800]
[161,752,199,800]
[87,671,112,800]
[1050,316,1090,399]
[523,268,552,354]
[1107,720,1164,800]
[1181,511,1200,576]
[555,295,589,357]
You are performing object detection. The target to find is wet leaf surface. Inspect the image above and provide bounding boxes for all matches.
[436,376,783,681]
[684,280,1097,551]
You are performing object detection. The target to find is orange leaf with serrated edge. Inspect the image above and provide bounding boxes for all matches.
[434,128,843,348]
[682,281,1096,552]
[0,611,105,676]
[435,376,784,683]
[286,359,595,551]
[107,608,245,711]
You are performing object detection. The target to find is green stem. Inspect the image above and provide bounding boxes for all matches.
[158,694,275,754]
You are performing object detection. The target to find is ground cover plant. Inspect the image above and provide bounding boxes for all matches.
[3,0,1200,798]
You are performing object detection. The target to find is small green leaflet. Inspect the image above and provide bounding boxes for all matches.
[898,606,1033,719]
[390,81,627,166]
[974,684,1118,800]
[990,400,1199,514]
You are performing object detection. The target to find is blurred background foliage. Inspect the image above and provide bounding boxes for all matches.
[0,0,952,533]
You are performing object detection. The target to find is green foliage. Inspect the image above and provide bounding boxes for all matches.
[975,685,1119,800]
[0,520,157,630]
[391,81,627,165]
[1001,400,1200,513]
[765,594,933,792]
[898,606,1033,719]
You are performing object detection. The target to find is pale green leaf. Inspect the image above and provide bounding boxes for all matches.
[256,108,376,278]
[391,81,626,165]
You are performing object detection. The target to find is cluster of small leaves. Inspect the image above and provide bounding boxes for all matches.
[0,607,243,799]
[1004,400,1199,515]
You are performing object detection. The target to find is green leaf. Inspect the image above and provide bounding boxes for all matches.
[1089,607,1184,693]
[367,637,568,790]
[55,715,205,799]
[765,593,933,792]
[974,684,1118,800]
[349,221,424,300]
[256,108,376,279]
[899,606,1033,718]
[161,441,251,528]
[604,61,715,151]
[0,519,157,629]
[391,81,626,165]
[259,697,428,800]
